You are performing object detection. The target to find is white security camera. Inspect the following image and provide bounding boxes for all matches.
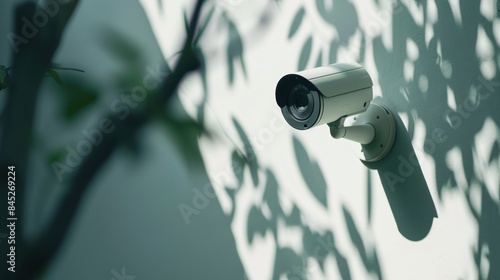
[276,63,373,129]
[275,63,396,162]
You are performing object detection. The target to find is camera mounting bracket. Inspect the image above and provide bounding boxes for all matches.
[328,103,396,162]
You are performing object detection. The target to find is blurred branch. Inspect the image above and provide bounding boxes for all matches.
[0,1,80,279]
[24,0,206,278]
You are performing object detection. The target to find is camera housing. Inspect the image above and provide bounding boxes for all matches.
[275,63,373,130]
[275,63,396,162]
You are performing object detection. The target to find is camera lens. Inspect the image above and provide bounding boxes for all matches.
[276,74,323,130]
[293,92,308,112]
[288,84,314,120]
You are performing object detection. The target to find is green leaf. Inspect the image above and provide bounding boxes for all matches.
[288,7,305,39]
[50,66,85,73]
[64,94,97,120]
[298,36,313,71]
[57,79,99,120]
[47,69,63,85]
[47,147,66,165]
[102,29,142,67]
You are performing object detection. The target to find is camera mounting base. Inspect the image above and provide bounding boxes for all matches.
[345,103,396,162]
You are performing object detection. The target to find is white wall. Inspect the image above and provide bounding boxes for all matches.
[143,0,500,279]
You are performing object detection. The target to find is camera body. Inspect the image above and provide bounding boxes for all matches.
[275,63,396,162]
[275,63,373,130]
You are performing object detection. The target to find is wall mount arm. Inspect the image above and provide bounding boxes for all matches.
[328,103,397,162]
[328,117,376,145]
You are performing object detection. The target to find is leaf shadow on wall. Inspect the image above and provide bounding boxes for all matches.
[371,0,500,278]
[292,135,329,207]
[363,99,438,241]
[342,205,383,279]
[230,121,360,279]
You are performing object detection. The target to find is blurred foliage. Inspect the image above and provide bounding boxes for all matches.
[5,0,497,278]
[1,62,90,120]
[0,64,84,92]
[159,115,207,165]
[102,29,145,87]
[45,66,85,84]
[47,147,67,167]
[54,77,99,120]
[102,28,211,163]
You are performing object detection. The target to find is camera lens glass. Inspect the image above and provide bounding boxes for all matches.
[287,84,314,120]
[293,92,308,112]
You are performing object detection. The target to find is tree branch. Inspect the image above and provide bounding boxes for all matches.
[25,0,207,278]
[0,1,80,279]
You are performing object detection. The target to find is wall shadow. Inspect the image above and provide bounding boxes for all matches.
[293,136,329,207]
[253,0,499,277]
[370,0,500,277]
[363,100,438,241]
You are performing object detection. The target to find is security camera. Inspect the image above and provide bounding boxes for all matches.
[276,63,373,129]
[275,63,396,162]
